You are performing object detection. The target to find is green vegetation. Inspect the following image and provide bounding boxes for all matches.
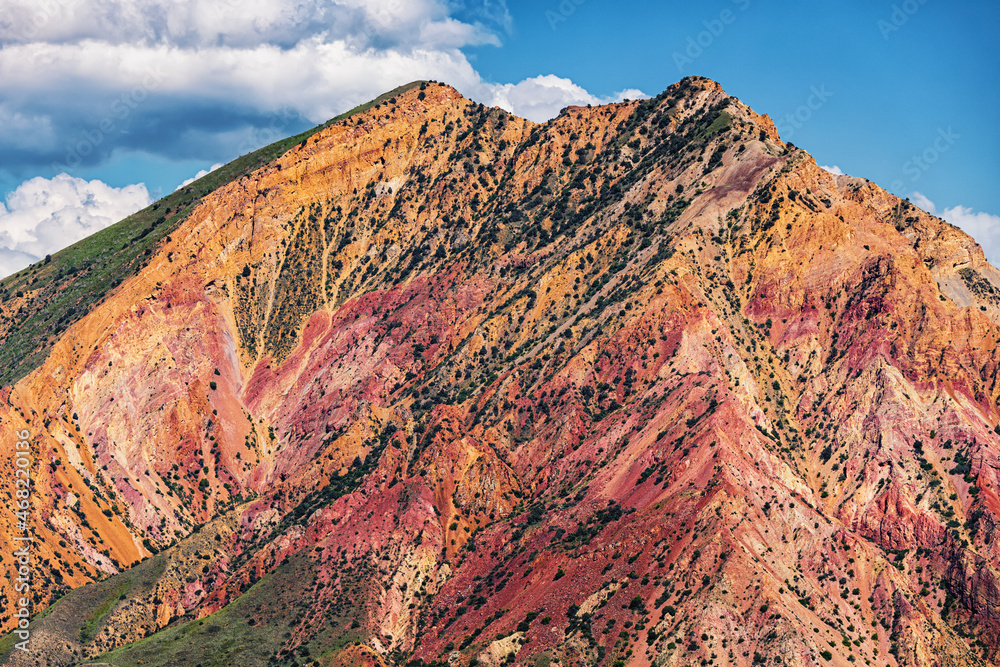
[704,110,733,137]
[959,267,1000,306]
[260,204,325,361]
[249,423,395,555]
[0,631,17,660]
[85,554,366,666]
[0,81,426,385]
[0,555,168,665]
[80,578,134,643]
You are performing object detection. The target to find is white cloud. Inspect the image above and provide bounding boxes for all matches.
[0,248,41,280]
[910,192,936,213]
[0,39,481,126]
[479,74,646,123]
[0,0,644,280]
[175,162,223,191]
[0,38,643,147]
[912,191,1000,266]
[0,0,645,232]
[0,0,502,50]
[819,164,844,176]
[0,174,150,277]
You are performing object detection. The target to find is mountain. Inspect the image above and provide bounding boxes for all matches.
[1,77,999,667]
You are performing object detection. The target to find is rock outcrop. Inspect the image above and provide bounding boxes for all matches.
[1,77,999,666]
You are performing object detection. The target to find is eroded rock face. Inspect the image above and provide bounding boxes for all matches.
[2,77,1000,666]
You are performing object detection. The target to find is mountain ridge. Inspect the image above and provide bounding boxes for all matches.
[1,76,999,667]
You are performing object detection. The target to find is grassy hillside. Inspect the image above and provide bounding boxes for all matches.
[83,555,368,667]
[0,81,426,386]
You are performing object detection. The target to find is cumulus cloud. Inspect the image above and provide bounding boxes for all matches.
[175,162,223,191]
[0,247,41,280]
[819,164,844,176]
[0,0,644,247]
[910,192,937,214]
[480,75,647,123]
[0,0,503,50]
[912,192,1000,266]
[1,1,482,169]
[0,174,150,277]
[0,37,622,132]
[0,0,640,177]
[0,37,486,171]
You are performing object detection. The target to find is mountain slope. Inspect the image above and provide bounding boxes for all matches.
[0,81,425,388]
[2,77,999,667]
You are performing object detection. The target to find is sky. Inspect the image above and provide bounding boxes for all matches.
[0,0,997,275]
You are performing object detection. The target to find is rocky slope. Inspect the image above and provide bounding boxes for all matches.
[1,77,999,667]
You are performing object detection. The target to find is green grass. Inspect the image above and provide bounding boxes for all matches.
[0,595,64,660]
[0,554,167,664]
[704,110,732,136]
[533,652,554,667]
[317,630,367,660]
[80,578,134,643]
[0,630,17,658]
[31,593,64,621]
[0,80,427,386]
[83,554,364,667]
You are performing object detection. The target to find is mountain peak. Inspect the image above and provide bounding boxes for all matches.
[2,76,1000,667]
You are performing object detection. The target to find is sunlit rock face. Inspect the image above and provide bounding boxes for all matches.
[2,78,1000,667]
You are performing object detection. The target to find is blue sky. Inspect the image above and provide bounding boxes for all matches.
[0,0,997,274]
[477,0,999,216]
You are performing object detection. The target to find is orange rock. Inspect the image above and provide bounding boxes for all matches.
[1,78,999,666]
